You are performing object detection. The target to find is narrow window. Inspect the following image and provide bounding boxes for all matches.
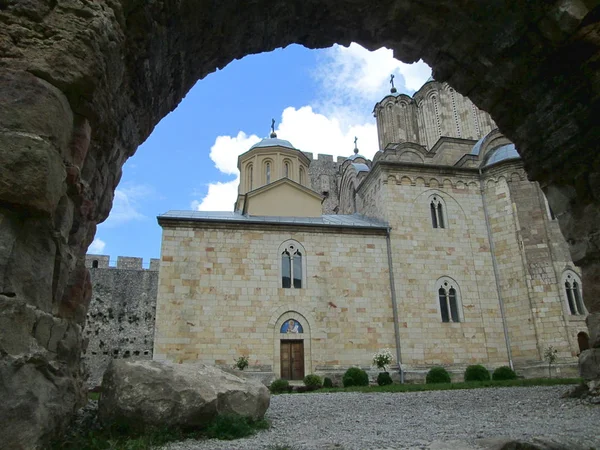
[92,260,99,268]
[281,250,291,288]
[431,203,438,228]
[437,203,445,228]
[293,251,302,288]
[439,288,450,322]
[284,162,289,178]
[266,162,271,184]
[281,242,304,289]
[565,282,577,315]
[299,167,305,185]
[449,288,459,322]
[573,281,585,315]
[248,165,253,190]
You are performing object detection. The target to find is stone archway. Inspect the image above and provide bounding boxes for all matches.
[1,1,600,447]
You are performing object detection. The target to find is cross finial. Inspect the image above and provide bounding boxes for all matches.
[270,118,277,138]
[353,136,359,154]
[390,74,397,94]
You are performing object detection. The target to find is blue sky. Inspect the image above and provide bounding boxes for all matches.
[90,44,431,266]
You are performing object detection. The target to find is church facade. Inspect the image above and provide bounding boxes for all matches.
[154,80,588,382]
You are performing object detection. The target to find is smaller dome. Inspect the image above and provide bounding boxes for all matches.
[250,138,296,150]
[348,153,366,161]
[484,144,519,167]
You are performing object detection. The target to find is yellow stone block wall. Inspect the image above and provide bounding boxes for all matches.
[154,225,396,376]
[359,169,510,368]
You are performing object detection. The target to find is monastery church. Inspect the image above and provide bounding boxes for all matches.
[154,79,588,382]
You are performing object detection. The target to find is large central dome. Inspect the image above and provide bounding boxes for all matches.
[250,137,296,150]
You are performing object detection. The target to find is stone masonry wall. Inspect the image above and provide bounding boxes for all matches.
[305,152,343,214]
[83,255,158,387]
[377,168,510,369]
[155,224,395,380]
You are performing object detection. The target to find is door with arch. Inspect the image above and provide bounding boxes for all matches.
[280,340,304,380]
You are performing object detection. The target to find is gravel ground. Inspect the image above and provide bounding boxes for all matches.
[161,386,600,450]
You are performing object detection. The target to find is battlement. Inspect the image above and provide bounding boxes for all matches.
[303,152,349,164]
[86,254,160,271]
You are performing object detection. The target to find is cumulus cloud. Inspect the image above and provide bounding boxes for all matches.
[104,184,152,226]
[192,43,431,212]
[89,238,106,254]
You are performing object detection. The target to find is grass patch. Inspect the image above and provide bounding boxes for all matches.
[314,377,582,394]
[53,414,270,449]
[88,392,100,401]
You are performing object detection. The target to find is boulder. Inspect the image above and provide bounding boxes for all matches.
[98,360,270,431]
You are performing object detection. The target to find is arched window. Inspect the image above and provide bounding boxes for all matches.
[280,241,305,289]
[436,277,462,323]
[284,161,290,178]
[247,164,253,191]
[563,270,585,315]
[299,167,305,185]
[265,162,271,184]
[92,260,99,268]
[430,195,446,229]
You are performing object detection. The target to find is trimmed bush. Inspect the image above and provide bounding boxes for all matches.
[323,377,334,388]
[464,364,491,382]
[269,378,290,393]
[343,367,369,387]
[303,374,322,388]
[492,366,518,381]
[377,372,393,386]
[426,366,451,384]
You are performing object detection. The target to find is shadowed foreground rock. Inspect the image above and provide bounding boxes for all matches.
[98,361,270,431]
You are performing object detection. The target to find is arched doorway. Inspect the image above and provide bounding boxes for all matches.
[273,312,311,380]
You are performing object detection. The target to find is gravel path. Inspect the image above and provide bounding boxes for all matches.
[161,386,600,450]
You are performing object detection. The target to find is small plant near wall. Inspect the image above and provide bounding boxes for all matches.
[492,366,517,381]
[234,355,249,371]
[303,374,323,388]
[377,372,393,386]
[544,346,558,378]
[426,366,451,384]
[464,364,490,382]
[372,349,393,373]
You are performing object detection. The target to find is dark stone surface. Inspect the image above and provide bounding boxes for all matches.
[0,1,599,447]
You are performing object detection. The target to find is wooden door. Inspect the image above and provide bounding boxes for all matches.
[280,340,304,380]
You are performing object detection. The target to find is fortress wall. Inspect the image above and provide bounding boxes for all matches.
[83,255,158,387]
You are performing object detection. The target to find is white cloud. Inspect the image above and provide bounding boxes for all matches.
[192,43,431,212]
[104,184,151,226]
[89,238,106,254]
[209,131,261,175]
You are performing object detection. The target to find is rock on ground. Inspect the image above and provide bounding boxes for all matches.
[98,360,270,431]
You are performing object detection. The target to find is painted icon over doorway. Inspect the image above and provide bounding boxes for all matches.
[280,319,303,334]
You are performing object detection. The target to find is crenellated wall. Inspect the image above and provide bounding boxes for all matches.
[82,255,158,387]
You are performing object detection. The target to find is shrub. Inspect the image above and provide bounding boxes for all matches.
[323,377,334,388]
[295,385,320,393]
[234,355,249,371]
[426,366,451,384]
[343,367,369,387]
[269,378,290,393]
[372,349,393,372]
[492,366,517,381]
[464,364,490,382]
[377,372,393,386]
[303,374,322,388]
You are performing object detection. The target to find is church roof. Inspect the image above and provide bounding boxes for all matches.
[250,137,296,150]
[158,211,388,230]
[483,143,519,167]
[351,163,370,173]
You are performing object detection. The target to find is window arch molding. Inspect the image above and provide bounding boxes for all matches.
[282,158,293,179]
[561,269,585,316]
[429,193,448,229]
[278,240,307,289]
[435,276,463,323]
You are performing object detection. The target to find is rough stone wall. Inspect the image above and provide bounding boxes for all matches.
[83,255,158,388]
[305,153,341,214]
[155,224,395,379]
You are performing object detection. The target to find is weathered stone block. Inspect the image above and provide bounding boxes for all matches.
[0,133,66,213]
